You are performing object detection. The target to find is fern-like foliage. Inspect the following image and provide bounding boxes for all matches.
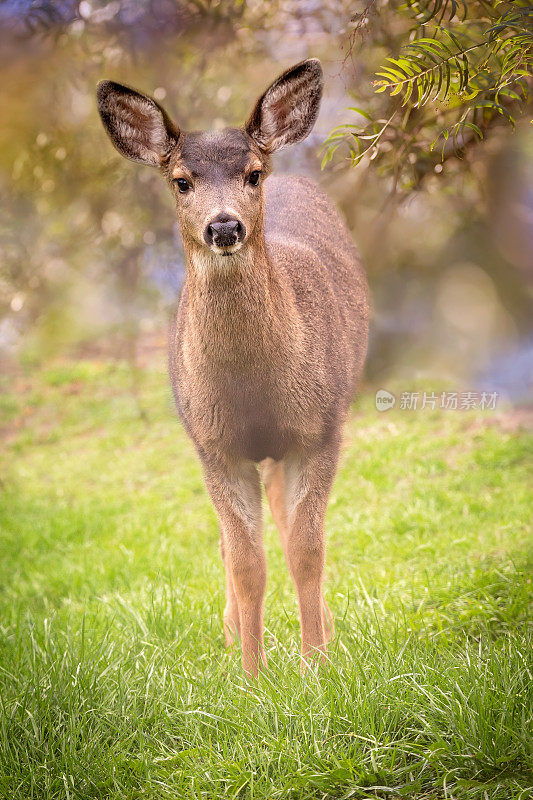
[322,1,532,187]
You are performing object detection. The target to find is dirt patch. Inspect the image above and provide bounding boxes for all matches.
[73,329,167,368]
[470,407,533,434]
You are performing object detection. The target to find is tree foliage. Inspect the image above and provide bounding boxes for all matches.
[321,1,532,189]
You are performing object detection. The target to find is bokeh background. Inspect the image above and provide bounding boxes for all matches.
[0,0,532,398]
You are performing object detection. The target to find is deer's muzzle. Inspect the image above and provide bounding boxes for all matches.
[204,213,246,249]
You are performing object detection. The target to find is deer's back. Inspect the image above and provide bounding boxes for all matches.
[265,175,369,396]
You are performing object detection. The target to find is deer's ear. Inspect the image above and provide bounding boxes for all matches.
[96,81,179,166]
[245,59,323,154]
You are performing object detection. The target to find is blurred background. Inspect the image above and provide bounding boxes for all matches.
[0,0,531,400]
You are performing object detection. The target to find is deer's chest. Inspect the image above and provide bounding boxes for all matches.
[178,370,304,463]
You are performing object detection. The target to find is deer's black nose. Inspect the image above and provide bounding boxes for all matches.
[204,214,245,248]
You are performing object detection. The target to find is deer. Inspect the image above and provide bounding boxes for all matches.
[97,59,369,676]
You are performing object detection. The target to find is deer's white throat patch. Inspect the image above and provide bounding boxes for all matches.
[191,244,250,279]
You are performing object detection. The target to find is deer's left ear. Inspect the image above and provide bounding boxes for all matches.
[245,59,323,154]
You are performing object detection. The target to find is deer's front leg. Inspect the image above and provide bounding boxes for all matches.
[204,459,266,676]
[284,442,340,663]
[261,458,335,645]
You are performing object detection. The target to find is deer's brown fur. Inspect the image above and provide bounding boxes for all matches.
[97,60,369,675]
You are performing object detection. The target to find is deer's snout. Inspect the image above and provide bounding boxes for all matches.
[204,214,246,250]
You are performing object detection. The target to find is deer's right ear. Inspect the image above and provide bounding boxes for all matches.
[96,81,180,167]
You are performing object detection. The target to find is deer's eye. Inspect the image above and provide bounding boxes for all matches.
[174,178,190,193]
[248,170,261,186]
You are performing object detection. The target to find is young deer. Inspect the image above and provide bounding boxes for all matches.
[97,60,369,675]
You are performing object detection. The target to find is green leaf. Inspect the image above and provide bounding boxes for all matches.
[347,107,373,120]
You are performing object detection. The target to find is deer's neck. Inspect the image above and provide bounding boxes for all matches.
[182,234,293,368]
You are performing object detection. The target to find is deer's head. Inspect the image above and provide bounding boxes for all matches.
[96,60,323,260]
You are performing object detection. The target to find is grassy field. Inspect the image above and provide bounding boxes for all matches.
[0,353,531,799]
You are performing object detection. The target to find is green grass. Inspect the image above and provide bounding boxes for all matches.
[0,357,531,799]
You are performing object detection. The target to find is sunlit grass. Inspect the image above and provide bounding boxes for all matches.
[0,359,531,799]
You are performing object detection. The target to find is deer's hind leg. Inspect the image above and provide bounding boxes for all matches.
[219,524,240,647]
[261,457,334,646]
